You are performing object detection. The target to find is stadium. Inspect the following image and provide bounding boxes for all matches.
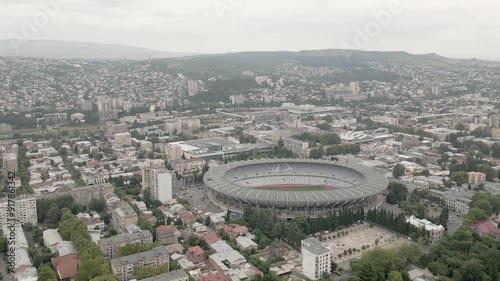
[204,158,388,216]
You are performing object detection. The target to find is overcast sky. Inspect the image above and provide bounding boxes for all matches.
[1,0,499,59]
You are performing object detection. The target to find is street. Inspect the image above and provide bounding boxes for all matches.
[172,179,221,214]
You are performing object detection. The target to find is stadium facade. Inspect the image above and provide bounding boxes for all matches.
[204,159,388,216]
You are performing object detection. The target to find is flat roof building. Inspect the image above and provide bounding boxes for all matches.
[301,238,331,280]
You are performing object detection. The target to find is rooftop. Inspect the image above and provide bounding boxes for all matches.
[301,237,330,256]
[111,246,169,267]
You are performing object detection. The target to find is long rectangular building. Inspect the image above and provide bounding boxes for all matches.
[99,230,153,259]
[111,246,169,281]
[0,194,37,229]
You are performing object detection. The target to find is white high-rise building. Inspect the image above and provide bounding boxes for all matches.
[0,195,37,229]
[188,80,199,97]
[301,238,331,280]
[150,169,173,203]
[350,81,360,95]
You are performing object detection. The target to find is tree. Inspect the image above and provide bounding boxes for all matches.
[455,123,466,131]
[450,171,468,186]
[438,208,449,230]
[392,164,405,178]
[37,264,58,281]
[225,209,231,222]
[387,271,403,281]
[45,203,61,227]
[89,198,105,212]
[205,216,212,226]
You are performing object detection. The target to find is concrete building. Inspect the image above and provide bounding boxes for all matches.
[3,152,18,175]
[0,195,37,229]
[142,168,173,203]
[155,225,180,245]
[301,238,331,280]
[489,114,500,127]
[188,80,199,97]
[141,159,166,191]
[209,250,246,273]
[235,236,258,251]
[70,183,114,207]
[492,127,500,140]
[42,229,63,253]
[108,123,129,134]
[44,113,68,126]
[468,171,486,184]
[99,230,153,259]
[229,95,245,105]
[111,202,139,234]
[167,144,182,161]
[114,132,132,147]
[283,137,309,158]
[76,99,93,111]
[406,215,444,243]
[111,246,170,281]
[165,118,201,136]
[350,81,360,95]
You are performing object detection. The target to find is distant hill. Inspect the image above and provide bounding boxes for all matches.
[0,39,196,60]
[153,49,465,80]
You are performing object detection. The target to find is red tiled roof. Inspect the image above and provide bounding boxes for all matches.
[187,246,204,256]
[203,233,221,245]
[156,225,177,235]
[52,254,81,280]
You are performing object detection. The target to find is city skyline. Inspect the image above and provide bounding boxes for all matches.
[0,0,499,60]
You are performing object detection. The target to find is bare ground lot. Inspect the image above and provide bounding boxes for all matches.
[322,225,411,263]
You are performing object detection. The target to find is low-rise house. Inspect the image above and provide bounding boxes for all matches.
[236,236,258,251]
[52,253,81,281]
[209,250,246,274]
[156,225,180,245]
[186,246,206,264]
[43,229,63,253]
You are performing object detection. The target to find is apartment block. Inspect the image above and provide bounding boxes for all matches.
[111,246,169,281]
[468,171,486,185]
[99,230,153,259]
[406,215,444,243]
[0,195,37,229]
[301,238,331,281]
[111,202,139,234]
[114,132,132,147]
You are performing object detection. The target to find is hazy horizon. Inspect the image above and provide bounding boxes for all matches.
[1,0,499,60]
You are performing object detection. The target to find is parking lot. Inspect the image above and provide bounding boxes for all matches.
[173,179,221,214]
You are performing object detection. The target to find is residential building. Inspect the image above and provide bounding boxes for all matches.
[111,246,169,281]
[186,246,206,264]
[167,144,182,161]
[229,95,245,105]
[52,254,81,281]
[44,113,68,126]
[76,99,93,111]
[108,123,129,134]
[489,114,500,127]
[283,137,309,157]
[70,183,114,207]
[114,132,132,147]
[3,152,18,175]
[143,168,173,203]
[155,225,180,245]
[136,269,188,281]
[208,250,246,273]
[0,195,37,229]
[141,159,166,191]
[406,215,444,242]
[468,171,486,184]
[350,81,360,95]
[111,202,139,234]
[99,230,153,259]
[301,238,332,281]
[175,158,206,180]
[188,80,199,97]
[236,236,258,251]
